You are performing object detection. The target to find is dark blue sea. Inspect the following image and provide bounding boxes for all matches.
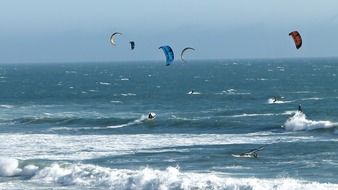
[0,58,338,189]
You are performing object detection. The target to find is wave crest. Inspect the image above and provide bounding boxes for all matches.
[0,157,38,177]
[30,163,338,190]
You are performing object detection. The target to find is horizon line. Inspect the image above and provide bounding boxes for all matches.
[1,56,338,65]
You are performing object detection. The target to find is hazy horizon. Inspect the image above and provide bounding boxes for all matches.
[1,0,338,63]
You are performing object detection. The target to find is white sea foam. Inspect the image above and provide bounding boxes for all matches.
[283,111,336,131]
[281,111,296,117]
[1,157,337,189]
[213,165,251,170]
[21,164,39,177]
[0,157,21,177]
[110,100,122,104]
[121,93,136,96]
[216,89,250,95]
[21,164,338,190]
[98,82,111,85]
[49,114,146,130]
[65,71,77,74]
[0,133,327,161]
[226,110,299,118]
[170,115,209,121]
[121,78,129,81]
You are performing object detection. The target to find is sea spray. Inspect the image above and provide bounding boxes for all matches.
[283,111,335,131]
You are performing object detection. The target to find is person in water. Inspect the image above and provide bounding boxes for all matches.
[236,145,265,158]
[148,113,155,119]
[298,104,303,112]
[273,96,277,103]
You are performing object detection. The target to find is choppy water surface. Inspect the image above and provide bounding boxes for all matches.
[0,59,338,189]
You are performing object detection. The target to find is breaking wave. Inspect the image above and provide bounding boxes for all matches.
[0,158,338,190]
[283,111,337,131]
[1,161,337,190]
[0,157,38,177]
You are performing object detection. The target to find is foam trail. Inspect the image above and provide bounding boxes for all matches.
[99,82,111,85]
[170,115,207,121]
[229,113,275,118]
[216,89,250,95]
[187,91,201,95]
[301,97,323,101]
[121,93,136,96]
[283,111,336,131]
[107,115,148,128]
[267,98,293,104]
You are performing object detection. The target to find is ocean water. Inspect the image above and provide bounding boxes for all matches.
[0,58,338,189]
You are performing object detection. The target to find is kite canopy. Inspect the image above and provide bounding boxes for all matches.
[180,47,195,63]
[110,32,122,46]
[289,31,302,49]
[129,41,135,50]
[159,46,174,66]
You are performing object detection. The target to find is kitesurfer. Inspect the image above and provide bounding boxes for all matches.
[233,146,265,158]
[273,97,277,103]
[298,104,302,112]
[148,112,156,119]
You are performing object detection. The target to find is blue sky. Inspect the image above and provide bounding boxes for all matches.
[1,0,338,63]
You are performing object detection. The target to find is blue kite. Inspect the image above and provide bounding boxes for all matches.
[159,45,174,66]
